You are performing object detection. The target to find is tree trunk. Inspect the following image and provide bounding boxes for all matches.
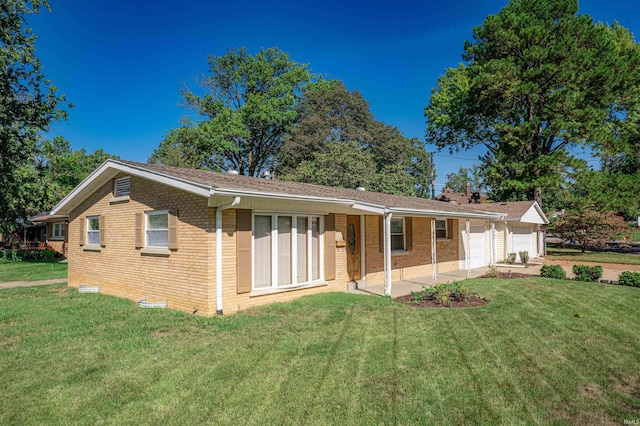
[534,187,542,208]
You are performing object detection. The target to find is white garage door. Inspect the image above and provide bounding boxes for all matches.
[513,227,532,262]
[469,226,486,269]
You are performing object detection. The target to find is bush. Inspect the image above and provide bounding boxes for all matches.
[540,264,566,279]
[519,251,529,265]
[618,271,640,287]
[0,250,22,264]
[507,253,517,264]
[572,265,603,282]
[410,282,472,306]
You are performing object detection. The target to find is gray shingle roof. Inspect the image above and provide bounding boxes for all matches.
[119,160,500,217]
[469,201,537,219]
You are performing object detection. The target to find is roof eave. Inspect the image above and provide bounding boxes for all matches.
[388,208,503,220]
[52,159,212,215]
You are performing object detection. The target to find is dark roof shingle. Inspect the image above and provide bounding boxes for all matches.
[119,160,500,216]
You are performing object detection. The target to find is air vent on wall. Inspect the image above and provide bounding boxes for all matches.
[114,177,131,197]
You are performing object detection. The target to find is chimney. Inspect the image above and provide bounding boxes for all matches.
[466,181,471,198]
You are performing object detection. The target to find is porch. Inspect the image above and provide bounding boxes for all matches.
[353,265,541,298]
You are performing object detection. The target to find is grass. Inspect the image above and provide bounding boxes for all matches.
[1,280,640,424]
[0,260,68,283]
[546,245,640,265]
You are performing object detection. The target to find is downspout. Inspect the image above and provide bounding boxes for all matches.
[466,218,471,277]
[215,196,241,315]
[431,218,437,283]
[384,211,392,297]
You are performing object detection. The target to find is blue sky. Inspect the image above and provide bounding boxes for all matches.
[30,0,640,193]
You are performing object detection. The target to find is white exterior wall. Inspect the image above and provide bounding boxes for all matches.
[495,222,506,262]
[521,205,546,224]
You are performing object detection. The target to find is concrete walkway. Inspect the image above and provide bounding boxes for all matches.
[0,278,67,290]
[351,259,632,298]
[353,267,495,298]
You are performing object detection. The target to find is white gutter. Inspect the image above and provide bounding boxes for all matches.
[213,188,358,206]
[384,212,393,296]
[216,196,241,315]
[351,202,386,215]
[389,208,501,220]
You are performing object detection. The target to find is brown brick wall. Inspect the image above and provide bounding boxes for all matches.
[219,211,349,314]
[68,174,214,315]
[364,215,461,286]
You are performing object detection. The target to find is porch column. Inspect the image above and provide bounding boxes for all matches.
[504,221,509,260]
[360,215,366,281]
[431,218,437,283]
[490,221,496,266]
[466,218,471,277]
[384,212,393,296]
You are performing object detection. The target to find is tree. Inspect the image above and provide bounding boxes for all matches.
[148,122,206,169]
[444,165,485,194]
[424,0,640,208]
[20,137,118,216]
[1,0,68,232]
[553,210,630,252]
[279,81,433,196]
[572,147,640,219]
[178,47,314,177]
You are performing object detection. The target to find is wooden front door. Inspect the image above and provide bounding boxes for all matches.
[346,215,361,281]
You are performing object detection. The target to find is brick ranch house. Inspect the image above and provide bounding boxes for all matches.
[51,159,546,315]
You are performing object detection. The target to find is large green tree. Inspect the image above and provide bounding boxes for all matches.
[1,0,68,232]
[17,137,117,218]
[148,121,205,169]
[424,0,640,207]
[443,165,485,194]
[279,81,433,197]
[175,47,314,177]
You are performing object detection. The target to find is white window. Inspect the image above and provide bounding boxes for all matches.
[52,223,66,240]
[146,211,168,248]
[253,214,322,289]
[436,219,448,240]
[87,216,100,245]
[114,177,130,197]
[390,218,405,251]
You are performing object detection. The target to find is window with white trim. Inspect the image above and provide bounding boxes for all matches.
[114,177,130,197]
[87,216,100,245]
[253,214,322,289]
[146,210,168,248]
[52,223,66,240]
[390,218,405,251]
[435,219,448,239]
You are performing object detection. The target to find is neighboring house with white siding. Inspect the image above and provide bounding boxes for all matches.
[52,159,525,316]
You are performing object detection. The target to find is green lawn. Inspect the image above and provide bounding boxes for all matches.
[546,246,640,265]
[1,280,640,424]
[0,260,68,283]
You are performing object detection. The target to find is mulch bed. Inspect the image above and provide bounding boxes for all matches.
[395,294,489,308]
[479,271,538,279]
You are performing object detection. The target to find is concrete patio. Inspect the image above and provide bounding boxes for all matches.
[353,263,545,298]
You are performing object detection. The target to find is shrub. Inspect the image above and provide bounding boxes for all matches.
[618,271,640,287]
[519,251,529,265]
[540,264,566,279]
[410,282,472,306]
[485,265,499,278]
[0,250,22,264]
[572,265,603,282]
[507,253,517,264]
